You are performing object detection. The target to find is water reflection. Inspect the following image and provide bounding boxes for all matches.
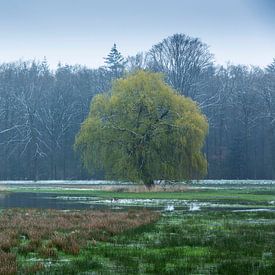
[1,192,275,213]
[0,192,109,210]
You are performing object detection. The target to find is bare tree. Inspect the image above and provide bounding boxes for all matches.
[126,52,148,72]
[147,33,214,99]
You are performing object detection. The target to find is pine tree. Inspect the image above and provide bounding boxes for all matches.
[267,58,275,74]
[104,44,126,78]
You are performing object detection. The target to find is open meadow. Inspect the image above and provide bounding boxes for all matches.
[0,180,274,274]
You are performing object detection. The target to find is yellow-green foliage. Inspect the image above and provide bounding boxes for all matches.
[75,71,208,185]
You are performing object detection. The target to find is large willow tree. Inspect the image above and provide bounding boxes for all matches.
[75,71,208,187]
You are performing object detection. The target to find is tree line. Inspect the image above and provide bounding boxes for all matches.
[0,34,275,180]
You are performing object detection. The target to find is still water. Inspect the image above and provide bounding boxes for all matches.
[1,192,274,212]
[0,192,108,210]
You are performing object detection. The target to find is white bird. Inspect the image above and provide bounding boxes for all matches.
[165,204,174,211]
[189,203,200,211]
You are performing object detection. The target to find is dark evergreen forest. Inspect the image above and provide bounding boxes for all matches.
[1,34,275,180]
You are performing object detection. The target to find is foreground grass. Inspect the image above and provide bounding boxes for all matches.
[51,210,275,274]
[1,208,274,274]
[1,184,275,274]
[0,208,159,274]
[102,212,275,274]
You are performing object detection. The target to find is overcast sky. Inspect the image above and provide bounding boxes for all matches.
[0,0,274,68]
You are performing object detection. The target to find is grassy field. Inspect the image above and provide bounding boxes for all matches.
[0,181,274,274]
[0,208,159,274]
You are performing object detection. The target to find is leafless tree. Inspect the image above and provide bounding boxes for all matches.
[147,33,214,99]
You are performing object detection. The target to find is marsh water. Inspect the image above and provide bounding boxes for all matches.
[1,180,275,212]
[0,180,134,210]
[1,192,275,213]
[0,192,195,211]
[0,192,100,210]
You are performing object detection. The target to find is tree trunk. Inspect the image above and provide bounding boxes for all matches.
[144,179,154,189]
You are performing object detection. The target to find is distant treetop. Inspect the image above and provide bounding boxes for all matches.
[266,58,275,74]
[104,43,126,78]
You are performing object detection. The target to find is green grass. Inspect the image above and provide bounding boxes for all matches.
[2,183,275,274]
[47,210,275,274]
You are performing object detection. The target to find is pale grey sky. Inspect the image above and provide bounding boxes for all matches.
[0,0,274,68]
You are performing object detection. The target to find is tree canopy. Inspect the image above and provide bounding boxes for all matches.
[75,71,208,187]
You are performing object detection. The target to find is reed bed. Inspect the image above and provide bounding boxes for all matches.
[0,208,159,273]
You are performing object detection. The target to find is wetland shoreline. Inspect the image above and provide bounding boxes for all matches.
[0,180,274,274]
